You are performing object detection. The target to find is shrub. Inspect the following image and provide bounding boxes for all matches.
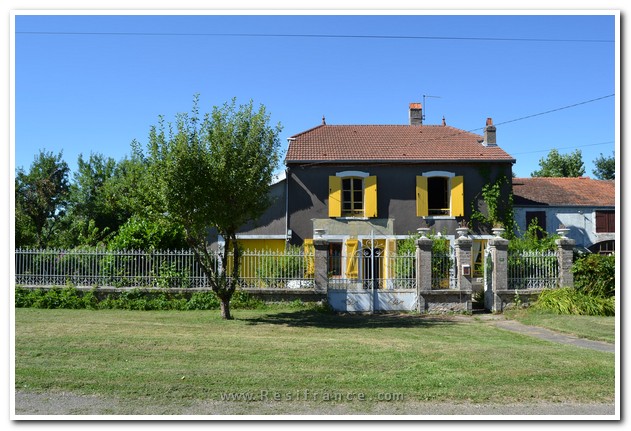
[15,286,266,311]
[254,246,305,288]
[230,289,265,309]
[532,287,615,316]
[509,219,558,252]
[185,291,221,310]
[572,254,615,298]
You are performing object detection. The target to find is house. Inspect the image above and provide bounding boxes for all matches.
[512,177,616,254]
[234,103,515,283]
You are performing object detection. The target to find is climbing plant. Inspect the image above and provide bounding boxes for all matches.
[470,174,515,238]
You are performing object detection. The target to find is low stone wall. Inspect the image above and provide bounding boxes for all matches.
[492,289,544,312]
[418,290,472,314]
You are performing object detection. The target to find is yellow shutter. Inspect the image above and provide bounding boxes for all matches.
[385,239,397,279]
[328,176,342,218]
[364,176,378,218]
[416,176,428,217]
[303,239,314,277]
[345,239,359,279]
[450,176,464,217]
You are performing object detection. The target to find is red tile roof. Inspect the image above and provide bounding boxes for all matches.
[285,124,515,163]
[512,177,615,207]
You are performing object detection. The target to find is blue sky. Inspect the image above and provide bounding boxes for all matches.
[14,12,617,179]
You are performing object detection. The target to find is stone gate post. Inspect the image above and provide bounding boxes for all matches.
[486,236,509,312]
[556,237,576,288]
[454,235,473,291]
[313,239,329,292]
[415,236,433,312]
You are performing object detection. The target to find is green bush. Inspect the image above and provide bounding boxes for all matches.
[230,289,265,309]
[572,254,615,298]
[254,246,305,288]
[15,286,265,311]
[185,291,221,310]
[509,219,558,252]
[532,287,615,316]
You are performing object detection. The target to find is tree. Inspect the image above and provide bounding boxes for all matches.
[142,96,282,319]
[15,150,70,248]
[57,153,118,247]
[531,149,585,177]
[592,152,615,180]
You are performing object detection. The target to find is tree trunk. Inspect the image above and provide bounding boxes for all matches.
[220,296,232,320]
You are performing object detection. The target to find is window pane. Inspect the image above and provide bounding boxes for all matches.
[428,177,448,212]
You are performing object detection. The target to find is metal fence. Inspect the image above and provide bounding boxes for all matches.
[14,248,315,289]
[327,250,417,290]
[508,249,559,290]
[431,246,456,289]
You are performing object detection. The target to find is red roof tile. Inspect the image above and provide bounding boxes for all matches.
[512,177,615,207]
[285,124,515,163]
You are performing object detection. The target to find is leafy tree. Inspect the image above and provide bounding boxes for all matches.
[141,96,282,319]
[108,214,187,251]
[57,153,118,247]
[592,152,615,180]
[531,149,585,177]
[15,150,70,248]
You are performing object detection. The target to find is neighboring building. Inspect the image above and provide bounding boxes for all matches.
[512,177,615,254]
[234,103,516,281]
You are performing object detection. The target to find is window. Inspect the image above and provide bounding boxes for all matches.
[329,174,377,218]
[428,177,449,215]
[526,211,546,239]
[416,173,464,217]
[589,240,615,255]
[342,177,364,217]
[595,210,615,233]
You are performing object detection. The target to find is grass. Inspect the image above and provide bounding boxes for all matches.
[14,308,615,409]
[503,308,616,343]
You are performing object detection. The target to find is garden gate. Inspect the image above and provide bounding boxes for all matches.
[326,235,417,313]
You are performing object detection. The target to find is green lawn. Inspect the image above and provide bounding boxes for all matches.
[15,308,615,408]
[503,309,616,343]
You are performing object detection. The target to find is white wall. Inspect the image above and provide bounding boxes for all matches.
[513,206,615,248]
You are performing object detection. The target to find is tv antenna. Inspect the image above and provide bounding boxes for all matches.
[422,94,441,123]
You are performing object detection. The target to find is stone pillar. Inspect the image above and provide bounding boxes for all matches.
[556,237,576,288]
[487,237,509,312]
[415,237,433,312]
[454,235,473,291]
[313,239,329,292]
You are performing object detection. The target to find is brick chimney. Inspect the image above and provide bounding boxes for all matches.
[409,103,423,126]
[483,117,497,146]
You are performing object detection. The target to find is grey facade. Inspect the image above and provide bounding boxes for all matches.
[284,162,513,245]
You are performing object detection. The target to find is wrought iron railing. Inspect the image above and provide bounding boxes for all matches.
[508,249,559,289]
[14,248,314,289]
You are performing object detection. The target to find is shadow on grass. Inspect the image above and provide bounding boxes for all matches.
[241,309,461,329]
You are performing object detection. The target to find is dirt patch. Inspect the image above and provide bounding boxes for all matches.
[14,390,616,417]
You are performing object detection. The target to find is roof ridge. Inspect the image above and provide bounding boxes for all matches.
[288,124,326,139]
